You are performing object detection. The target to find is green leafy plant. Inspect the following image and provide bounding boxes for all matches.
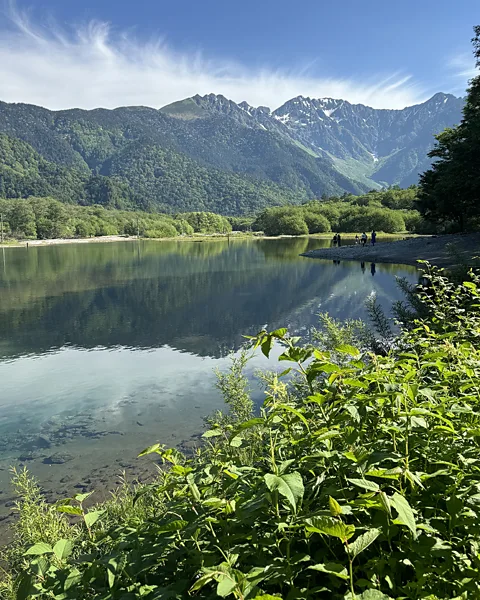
[6,266,480,599]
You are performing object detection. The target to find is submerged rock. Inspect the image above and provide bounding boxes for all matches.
[43,452,74,465]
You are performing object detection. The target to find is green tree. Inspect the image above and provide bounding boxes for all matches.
[418,26,480,231]
[303,211,331,234]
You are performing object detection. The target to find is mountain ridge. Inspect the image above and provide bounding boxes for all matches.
[162,92,463,188]
[0,91,464,215]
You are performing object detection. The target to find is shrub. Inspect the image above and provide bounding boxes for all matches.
[255,207,309,236]
[303,211,331,233]
[143,222,178,238]
[339,207,406,233]
[181,212,232,234]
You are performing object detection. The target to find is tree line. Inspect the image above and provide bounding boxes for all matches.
[0,197,232,240]
[0,188,425,242]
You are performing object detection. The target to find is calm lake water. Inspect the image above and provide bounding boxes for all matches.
[0,237,418,518]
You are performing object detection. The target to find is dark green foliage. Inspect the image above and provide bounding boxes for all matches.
[0,131,302,216]
[0,133,84,203]
[0,98,367,217]
[7,267,480,599]
[418,26,480,231]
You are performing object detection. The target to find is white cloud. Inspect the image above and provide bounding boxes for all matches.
[0,3,431,111]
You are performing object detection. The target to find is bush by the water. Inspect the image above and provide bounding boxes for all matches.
[3,266,480,599]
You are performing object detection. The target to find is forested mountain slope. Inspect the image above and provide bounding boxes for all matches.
[0,91,463,214]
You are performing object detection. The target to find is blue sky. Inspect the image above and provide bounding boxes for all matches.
[0,0,478,110]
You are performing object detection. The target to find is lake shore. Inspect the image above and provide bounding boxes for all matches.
[0,232,411,249]
[302,233,480,268]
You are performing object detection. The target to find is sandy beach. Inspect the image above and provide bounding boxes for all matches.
[302,233,480,268]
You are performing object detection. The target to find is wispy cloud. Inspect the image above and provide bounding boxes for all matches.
[0,2,431,111]
[448,52,479,79]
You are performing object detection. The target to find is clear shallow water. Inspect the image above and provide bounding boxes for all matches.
[0,238,418,516]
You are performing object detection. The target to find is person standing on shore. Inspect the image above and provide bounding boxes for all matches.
[371,230,377,246]
[332,233,338,247]
[337,233,341,247]
[361,232,367,246]
[355,235,359,245]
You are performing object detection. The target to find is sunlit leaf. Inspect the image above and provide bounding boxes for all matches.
[264,472,304,511]
[306,516,355,541]
[349,528,380,559]
[391,492,416,536]
[309,562,349,580]
[24,543,54,556]
[53,539,73,561]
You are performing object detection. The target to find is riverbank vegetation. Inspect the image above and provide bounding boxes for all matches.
[0,197,232,241]
[2,264,480,599]
[0,187,426,243]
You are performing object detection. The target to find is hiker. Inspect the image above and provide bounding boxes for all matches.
[332,233,338,247]
[361,232,367,246]
[371,230,377,246]
[337,233,341,247]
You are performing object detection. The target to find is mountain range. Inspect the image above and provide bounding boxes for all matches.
[0,92,464,215]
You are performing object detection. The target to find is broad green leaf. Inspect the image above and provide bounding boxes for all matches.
[203,428,223,438]
[187,474,201,502]
[276,404,310,431]
[329,496,343,516]
[53,539,73,561]
[74,492,93,503]
[84,510,104,529]
[336,344,361,357]
[156,519,188,534]
[230,418,264,441]
[64,568,82,591]
[261,335,273,358]
[365,468,401,480]
[308,562,349,580]
[24,542,54,556]
[391,492,416,536]
[349,528,380,559]
[306,516,355,541]
[138,443,161,457]
[357,591,393,599]
[217,575,237,597]
[30,556,49,577]
[348,478,380,492]
[57,505,83,516]
[190,573,215,593]
[271,328,288,338]
[264,472,304,511]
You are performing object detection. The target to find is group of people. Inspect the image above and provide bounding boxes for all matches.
[355,230,377,246]
[331,230,377,248]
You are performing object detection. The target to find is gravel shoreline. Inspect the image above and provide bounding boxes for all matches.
[302,233,480,268]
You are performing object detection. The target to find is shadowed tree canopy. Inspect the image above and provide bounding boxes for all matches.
[418,25,480,231]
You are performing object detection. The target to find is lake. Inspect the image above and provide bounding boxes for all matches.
[0,237,418,522]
